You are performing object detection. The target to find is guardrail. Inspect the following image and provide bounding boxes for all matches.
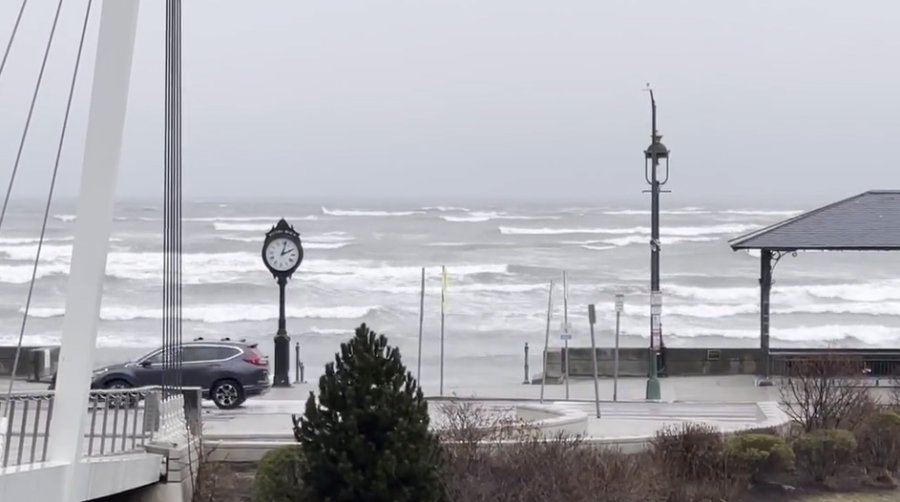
[1,386,201,468]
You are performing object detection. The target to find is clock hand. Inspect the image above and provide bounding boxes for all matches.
[281,242,288,256]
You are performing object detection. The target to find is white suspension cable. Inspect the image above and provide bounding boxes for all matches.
[3,0,94,413]
[0,0,29,81]
[0,0,65,234]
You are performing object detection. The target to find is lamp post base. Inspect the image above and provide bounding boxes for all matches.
[646,348,661,400]
[273,333,292,388]
[645,376,661,400]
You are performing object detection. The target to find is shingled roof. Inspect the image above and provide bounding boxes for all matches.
[730,191,900,251]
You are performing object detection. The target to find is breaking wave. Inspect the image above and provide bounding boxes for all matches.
[442,211,560,223]
[499,224,755,237]
[322,207,423,217]
[22,304,379,323]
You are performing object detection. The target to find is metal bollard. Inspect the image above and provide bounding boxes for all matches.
[523,342,530,384]
[300,362,305,383]
[294,342,301,384]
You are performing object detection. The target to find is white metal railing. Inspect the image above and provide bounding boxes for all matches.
[0,386,198,468]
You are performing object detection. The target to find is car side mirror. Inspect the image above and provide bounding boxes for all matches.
[140,360,152,368]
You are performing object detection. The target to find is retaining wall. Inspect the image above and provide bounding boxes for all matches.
[543,347,764,379]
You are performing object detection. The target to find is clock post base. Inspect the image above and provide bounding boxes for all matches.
[273,333,292,387]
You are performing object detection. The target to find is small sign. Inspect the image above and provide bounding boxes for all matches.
[615,294,624,313]
[560,331,573,341]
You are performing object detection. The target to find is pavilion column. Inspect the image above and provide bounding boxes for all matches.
[760,249,772,379]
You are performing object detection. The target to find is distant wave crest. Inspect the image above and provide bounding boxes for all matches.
[322,206,423,217]
[22,304,379,323]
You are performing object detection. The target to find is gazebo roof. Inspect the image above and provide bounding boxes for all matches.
[730,190,900,251]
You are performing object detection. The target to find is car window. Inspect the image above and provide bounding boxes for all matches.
[182,346,239,362]
[144,350,164,364]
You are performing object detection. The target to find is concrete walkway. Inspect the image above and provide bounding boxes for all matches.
[200,375,789,441]
[1,375,793,444]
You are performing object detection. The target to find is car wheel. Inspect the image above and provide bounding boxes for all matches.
[211,379,244,410]
[102,379,135,408]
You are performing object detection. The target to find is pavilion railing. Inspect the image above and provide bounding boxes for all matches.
[768,351,900,386]
[0,386,201,468]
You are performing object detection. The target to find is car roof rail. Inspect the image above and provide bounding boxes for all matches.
[193,337,204,341]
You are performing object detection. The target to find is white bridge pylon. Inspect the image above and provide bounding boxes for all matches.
[45,1,141,501]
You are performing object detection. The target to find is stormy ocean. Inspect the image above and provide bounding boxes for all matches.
[2,199,899,390]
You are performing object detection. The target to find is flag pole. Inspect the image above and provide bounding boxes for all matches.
[540,280,554,403]
[563,270,569,400]
[440,265,446,396]
[417,267,425,385]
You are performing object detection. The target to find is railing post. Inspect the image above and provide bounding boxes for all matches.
[143,391,161,436]
[179,387,202,436]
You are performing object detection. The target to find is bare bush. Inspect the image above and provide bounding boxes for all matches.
[779,355,874,432]
[442,434,666,502]
[436,399,535,444]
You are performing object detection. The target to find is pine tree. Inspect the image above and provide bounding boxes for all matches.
[296,323,444,502]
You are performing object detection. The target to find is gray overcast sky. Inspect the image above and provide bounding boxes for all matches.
[1,0,898,205]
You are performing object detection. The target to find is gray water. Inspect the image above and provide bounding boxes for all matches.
[2,200,900,390]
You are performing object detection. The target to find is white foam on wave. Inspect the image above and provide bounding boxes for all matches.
[671,324,900,345]
[0,243,74,262]
[665,299,900,318]
[499,223,756,237]
[220,236,350,249]
[442,211,560,223]
[0,262,69,283]
[0,236,73,245]
[213,219,318,231]
[721,209,800,216]
[603,209,712,216]
[581,245,617,251]
[22,304,378,323]
[2,247,508,285]
[322,206,423,217]
[667,280,900,305]
[367,282,544,294]
[194,215,318,223]
[53,214,76,222]
[667,304,759,318]
[421,206,470,212]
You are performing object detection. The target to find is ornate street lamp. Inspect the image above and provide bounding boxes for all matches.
[644,85,669,400]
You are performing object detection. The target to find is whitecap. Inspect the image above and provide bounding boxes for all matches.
[421,206,470,212]
[498,223,755,237]
[321,206,423,217]
[720,209,800,216]
[442,211,560,223]
[22,304,379,323]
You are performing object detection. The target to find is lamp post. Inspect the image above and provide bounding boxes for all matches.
[644,86,669,401]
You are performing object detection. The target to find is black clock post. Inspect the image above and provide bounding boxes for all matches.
[262,219,304,387]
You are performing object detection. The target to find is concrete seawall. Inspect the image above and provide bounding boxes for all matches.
[543,347,764,379]
[0,346,59,380]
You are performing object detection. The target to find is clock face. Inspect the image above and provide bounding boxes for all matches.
[264,236,301,272]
